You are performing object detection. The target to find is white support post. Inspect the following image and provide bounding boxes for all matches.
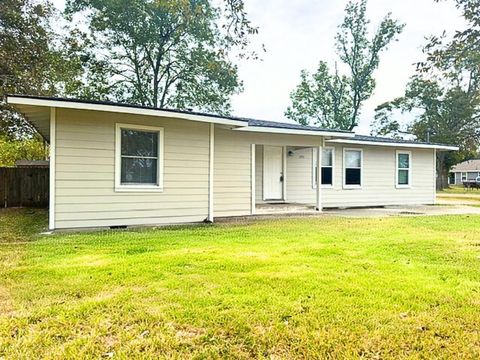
[208,123,214,222]
[251,144,256,215]
[49,107,56,230]
[433,148,437,205]
[282,146,287,201]
[316,141,323,212]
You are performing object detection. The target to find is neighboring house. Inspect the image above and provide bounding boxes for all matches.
[449,159,480,185]
[7,95,458,230]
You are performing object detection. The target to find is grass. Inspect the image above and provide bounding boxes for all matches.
[436,187,480,206]
[1,209,480,358]
[438,185,480,195]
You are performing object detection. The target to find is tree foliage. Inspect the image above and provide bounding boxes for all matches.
[371,0,480,189]
[65,0,259,114]
[1,0,259,147]
[286,0,404,130]
[0,0,85,139]
[0,136,48,167]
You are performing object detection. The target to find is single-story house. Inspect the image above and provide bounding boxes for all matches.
[7,95,458,230]
[449,159,480,185]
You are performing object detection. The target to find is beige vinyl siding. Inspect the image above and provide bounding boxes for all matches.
[214,129,323,217]
[286,147,316,204]
[54,108,210,229]
[324,144,435,207]
[284,143,435,207]
[255,145,264,203]
[53,107,437,228]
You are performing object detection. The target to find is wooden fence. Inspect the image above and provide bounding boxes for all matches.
[0,167,49,208]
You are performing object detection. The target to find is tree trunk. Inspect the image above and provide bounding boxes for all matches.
[436,152,449,190]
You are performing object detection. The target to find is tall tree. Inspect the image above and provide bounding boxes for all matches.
[286,0,404,130]
[65,0,259,114]
[0,0,85,139]
[371,0,480,189]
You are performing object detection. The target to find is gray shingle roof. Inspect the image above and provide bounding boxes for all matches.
[451,159,480,172]
[4,95,459,149]
[7,94,353,134]
[352,134,451,147]
[247,119,352,133]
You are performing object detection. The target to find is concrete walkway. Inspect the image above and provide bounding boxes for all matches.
[217,202,480,223]
[323,204,480,218]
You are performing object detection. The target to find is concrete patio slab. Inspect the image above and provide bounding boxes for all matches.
[216,202,480,223]
[323,204,480,218]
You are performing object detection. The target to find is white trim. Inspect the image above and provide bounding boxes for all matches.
[283,146,287,201]
[327,138,458,151]
[316,144,322,211]
[312,146,335,189]
[7,96,246,127]
[395,150,412,189]
[208,123,214,222]
[461,172,468,181]
[48,108,56,230]
[433,149,437,204]
[115,123,164,192]
[343,147,363,189]
[251,144,256,215]
[233,125,354,138]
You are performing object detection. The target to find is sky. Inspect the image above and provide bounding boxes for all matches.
[51,0,466,135]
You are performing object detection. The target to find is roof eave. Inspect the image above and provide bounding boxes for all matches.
[6,95,248,127]
[233,126,355,138]
[326,138,459,151]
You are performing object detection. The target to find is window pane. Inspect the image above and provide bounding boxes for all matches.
[322,148,333,167]
[398,169,409,185]
[121,129,158,157]
[321,167,333,185]
[345,150,361,168]
[398,153,410,169]
[345,168,361,185]
[121,158,158,184]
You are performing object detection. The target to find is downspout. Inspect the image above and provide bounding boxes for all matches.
[316,138,323,211]
[49,107,56,230]
[433,148,437,204]
[251,144,256,215]
[207,123,214,222]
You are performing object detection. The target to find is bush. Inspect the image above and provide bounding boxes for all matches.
[0,136,48,167]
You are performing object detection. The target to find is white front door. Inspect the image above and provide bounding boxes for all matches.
[263,146,284,200]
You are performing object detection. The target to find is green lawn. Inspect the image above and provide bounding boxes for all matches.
[437,187,480,207]
[1,209,480,359]
[439,185,480,195]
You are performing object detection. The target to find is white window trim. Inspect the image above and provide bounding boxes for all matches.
[461,172,467,181]
[115,123,164,192]
[396,150,412,189]
[343,148,363,189]
[312,147,335,189]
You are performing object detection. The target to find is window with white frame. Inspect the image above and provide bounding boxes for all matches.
[461,172,467,182]
[343,148,362,188]
[312,147,334,187]
[115,124,164,191]
[396,151,411,187]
